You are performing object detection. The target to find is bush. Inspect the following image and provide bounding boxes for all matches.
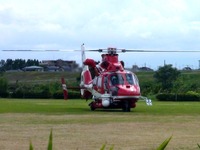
[11,90,24,98]
[11,90,51,99]
[140,80,161,96]
[0,77,8,97]
[0,91,9,98]
[68,90,81,99]
[52,90,64,99]
[53,90,80,99]
[156,92,200,101]
[11,84,51,99]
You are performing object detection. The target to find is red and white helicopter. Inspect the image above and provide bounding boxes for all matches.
[61,44,200,111]
[62,44,152,112]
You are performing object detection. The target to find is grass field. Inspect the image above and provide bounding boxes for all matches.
[0,99,200,150]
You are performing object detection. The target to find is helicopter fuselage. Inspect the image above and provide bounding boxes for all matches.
[82,48,141,111]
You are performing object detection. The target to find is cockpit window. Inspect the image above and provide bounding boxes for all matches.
[110,73,139,86]
[110,74,124,86]
[125,73,134,85]
[125,73,139,85]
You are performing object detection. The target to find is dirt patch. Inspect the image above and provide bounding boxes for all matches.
[0,114,200,150]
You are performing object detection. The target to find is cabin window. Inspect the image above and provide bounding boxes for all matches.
[104,76,108,90]
[93,77,97,86]
[97,76,102,87]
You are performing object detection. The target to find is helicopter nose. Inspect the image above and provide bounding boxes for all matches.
[125,85,137,91]
[117,85,140,96]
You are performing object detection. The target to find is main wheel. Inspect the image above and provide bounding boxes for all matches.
[89,102,96,111]
[90,105,96,111]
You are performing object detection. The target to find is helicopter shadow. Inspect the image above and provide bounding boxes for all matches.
[91,109,133,113]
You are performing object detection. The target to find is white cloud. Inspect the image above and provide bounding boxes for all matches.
[0,0,200,69]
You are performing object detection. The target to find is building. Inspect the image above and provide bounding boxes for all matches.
[131,65,154,72]
[22,66,44,72]
[40,59,79,72]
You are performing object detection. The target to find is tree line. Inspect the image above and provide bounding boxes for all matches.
[0,59,39,71]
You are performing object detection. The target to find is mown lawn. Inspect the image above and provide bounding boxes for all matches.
[0,98,200,115]
[0,99,200,149]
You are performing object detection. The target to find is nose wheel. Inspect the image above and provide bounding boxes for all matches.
[122,101,131,112]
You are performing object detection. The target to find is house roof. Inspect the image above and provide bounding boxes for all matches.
[23,66,43,69]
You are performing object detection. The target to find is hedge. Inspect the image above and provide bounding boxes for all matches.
[156,93,200,101]
[11,91,51,99]
[11,90,81,99]
[53,90,80,99]
[0,91,9,98]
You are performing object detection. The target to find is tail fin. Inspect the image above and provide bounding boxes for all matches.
[81,43,90,73]
[61,77,68,100]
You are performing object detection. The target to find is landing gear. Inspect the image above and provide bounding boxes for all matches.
[89,100,132,112]
[90,105,96,111]
[122,101,131,112]
[89,102,96,111]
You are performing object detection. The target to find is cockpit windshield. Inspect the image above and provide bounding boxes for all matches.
[125,73,134,85]
[125,73,139,85]
[110,74,124,86]
[110,72,139,86]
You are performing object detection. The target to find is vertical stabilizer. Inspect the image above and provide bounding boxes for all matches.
[81,43,86,68]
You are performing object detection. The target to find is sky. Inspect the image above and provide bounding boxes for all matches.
[0,0,200,70]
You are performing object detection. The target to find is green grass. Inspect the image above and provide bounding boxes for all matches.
[1,98,200,116]
[1,98,200,125]
[0,99,88,114]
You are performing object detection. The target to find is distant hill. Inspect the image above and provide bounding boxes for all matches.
[3,72,80,85]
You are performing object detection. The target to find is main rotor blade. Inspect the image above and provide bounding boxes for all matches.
[2,49,104,52]
[2,50,59,51]
[2,49,200,53]
[1,49,79,52]
[124,49,200,52]
[85,49,105,52]
[84,49,200,53]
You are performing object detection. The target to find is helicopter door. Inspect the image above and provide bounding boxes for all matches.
[103,76,109,92]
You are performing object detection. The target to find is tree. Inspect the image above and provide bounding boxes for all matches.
[0,77,8,97]
[0,59,39,71]
[5,59,13,70]
[26,59,39,66]
[153,64,181,92]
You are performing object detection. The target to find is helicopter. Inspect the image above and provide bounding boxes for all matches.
[61,44,200,112]
[61,44,152,112]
